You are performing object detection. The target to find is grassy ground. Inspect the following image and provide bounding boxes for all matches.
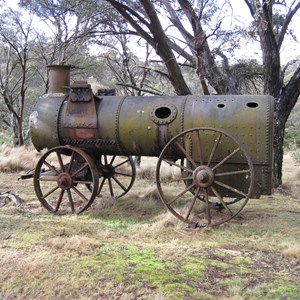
[0,147,299,299]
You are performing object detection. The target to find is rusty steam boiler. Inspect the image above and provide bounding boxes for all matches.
[28,65,274,227]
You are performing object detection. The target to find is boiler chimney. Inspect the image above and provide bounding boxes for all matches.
[47,65,71,94]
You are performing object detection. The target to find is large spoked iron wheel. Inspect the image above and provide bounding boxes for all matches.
[156,127,254,227]
[93,155,136,199]
[34,146,99,214]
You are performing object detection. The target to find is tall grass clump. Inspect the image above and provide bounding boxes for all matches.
[0,144,42,172]
[137,157,178,181]
[0,130,14,145]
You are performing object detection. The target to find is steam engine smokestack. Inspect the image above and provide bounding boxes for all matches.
[47,65,71,94]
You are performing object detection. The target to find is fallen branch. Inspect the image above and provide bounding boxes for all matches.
[0,192,23,207]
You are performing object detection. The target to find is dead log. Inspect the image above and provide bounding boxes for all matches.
[0,192,23,207]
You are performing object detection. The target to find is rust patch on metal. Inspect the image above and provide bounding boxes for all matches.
[63,81,98,129]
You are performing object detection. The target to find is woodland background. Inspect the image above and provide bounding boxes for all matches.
[0,1,300,299]
[0,0,300,184]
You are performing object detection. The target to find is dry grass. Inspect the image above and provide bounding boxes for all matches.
[282,245,300,259]
[282,153,300,198]
[136,157,179,181]
[0,148,300,299]
[45,235,100,254]
[0,144,42,172]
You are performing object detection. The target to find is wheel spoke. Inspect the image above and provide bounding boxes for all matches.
[71,162,89,178]
[210,186,233,215]
[162,176,193,183]
[41,185,60,200]
[204,189,211,225]
[215,169,250,177]
[212,147,241,171]
[67,189,75,213]
[112,176,127,192]
[54,189,65,212]
[207,133,222,167]
[108,178,114,197]
[71,185,89,202]
[98,177,106,194]
[43,160,59,175]
[162,158,194,173]
[113,158,130,169]
[194,130,204,165]
[114,171,132,177]
[67,151,76,173]
[214,180,247,197]
[185,187,200,221]
[104,155,108,165]
[56,151,65,172]
[175,141,197,168]
[167,182,195,205]
[109,155,116,165]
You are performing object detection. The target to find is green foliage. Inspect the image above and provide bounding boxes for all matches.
[285,100,300,160]
[291,149,300,163]
[0,129,14,145]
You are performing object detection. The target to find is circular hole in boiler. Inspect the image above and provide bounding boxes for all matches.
[247,102,259,108]
[155,106,172,119]
[217,103,225,108]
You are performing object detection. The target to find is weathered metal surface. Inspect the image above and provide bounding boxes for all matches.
[156,127,255,226]
[33,145,99,214]
[47,65,70,94]
[62,81,98,134]
[30,94,66,150]
[30,66,274,200]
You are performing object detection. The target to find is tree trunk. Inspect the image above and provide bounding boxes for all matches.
[17,116,24,146]
[273,115,285,187]
[106,0,191,95]
[244,0,300,187]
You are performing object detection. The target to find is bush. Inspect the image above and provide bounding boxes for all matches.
[291,149,300,163]
[285,101,300,151]
[0,130,14,146]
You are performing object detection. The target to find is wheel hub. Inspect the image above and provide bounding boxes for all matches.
[101,165,115,178]
[193,166,214,188]
[57,172,73,190]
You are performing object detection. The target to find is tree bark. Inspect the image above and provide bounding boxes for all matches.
[105,0,191,95]
[244,0,300,186]
[273,67,300,186]
[106,0,300,186]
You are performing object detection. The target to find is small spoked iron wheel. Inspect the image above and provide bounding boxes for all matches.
[33,146,99,214]
[156,127,254,227]
[91,155,136,199]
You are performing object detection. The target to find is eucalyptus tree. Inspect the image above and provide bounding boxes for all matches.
[94,23,173,96]
[104,0,300,186]
[244,0,300,185]
[20,0,103,64]
[0,4,36,146]
[102,40,170,96]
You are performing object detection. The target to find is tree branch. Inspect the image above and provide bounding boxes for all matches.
[105,0,154,46]
[243,0,256,17]
[280,65,300,121]
[116,82,164,95]
[277,2,300,48]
